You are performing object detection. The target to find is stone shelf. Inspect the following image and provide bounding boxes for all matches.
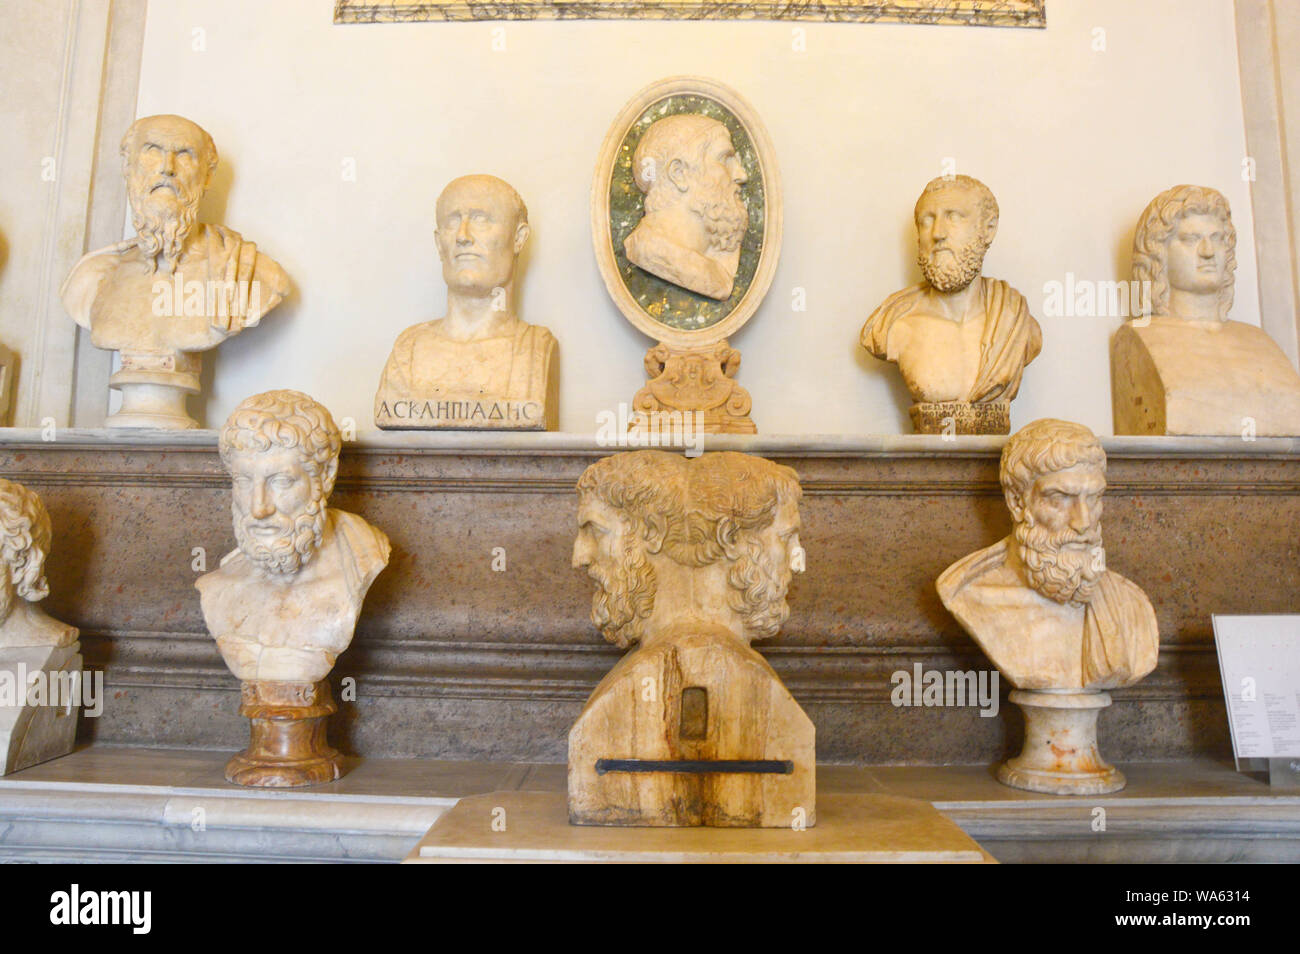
[0,747,1294,863]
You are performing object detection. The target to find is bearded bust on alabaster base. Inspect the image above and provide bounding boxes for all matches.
[1112,184,1300,436]
[0,479,82,775]
[196,390,390,788]
[937,419,1158,795]
[568,450,812,827]
[862,175,1041,435]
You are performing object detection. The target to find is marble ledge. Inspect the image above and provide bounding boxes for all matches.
[0,428,1297,459]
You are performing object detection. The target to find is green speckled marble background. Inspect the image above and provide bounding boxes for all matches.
[608,94,766,333]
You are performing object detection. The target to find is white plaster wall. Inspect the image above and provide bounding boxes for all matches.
[131,0,1258,435]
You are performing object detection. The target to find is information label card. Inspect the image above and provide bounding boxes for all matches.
[1212,614,1300,762]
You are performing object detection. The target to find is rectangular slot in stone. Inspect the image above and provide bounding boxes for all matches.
[679,687,708,740]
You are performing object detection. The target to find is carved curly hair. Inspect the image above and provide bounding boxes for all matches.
[219,390,342,499]
[1132,184,1236,319]
[0,478,52,601]
[1001,419,1106,515]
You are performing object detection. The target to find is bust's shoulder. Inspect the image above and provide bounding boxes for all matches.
[60,243,138,326]
[937,537,1012,606]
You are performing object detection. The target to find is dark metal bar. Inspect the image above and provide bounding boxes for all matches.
[595,758,793,775]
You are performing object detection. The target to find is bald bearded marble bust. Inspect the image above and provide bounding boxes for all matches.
[61,115,288,428]
[937,419,1158,691]
[375,175,556,430]
[861,175,1041,435]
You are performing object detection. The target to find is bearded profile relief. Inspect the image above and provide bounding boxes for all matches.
[937,419,1158,794]
[861,174,1041,435]
[623,115,750,301]
[61,115,289,429]
[568,450,813,827]
[1112,184,1300,436]
[196,390,390,786]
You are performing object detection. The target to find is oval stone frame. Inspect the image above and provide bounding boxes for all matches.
[591,76,783,349]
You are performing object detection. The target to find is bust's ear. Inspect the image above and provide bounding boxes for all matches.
[513,220,530,255]
[642,513,668,554]
[1005,490,1025,524]
[982,213,999,246]
[665,157,690,194]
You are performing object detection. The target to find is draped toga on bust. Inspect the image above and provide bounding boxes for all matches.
[861,277,1042,404]
[937,536,1159,690]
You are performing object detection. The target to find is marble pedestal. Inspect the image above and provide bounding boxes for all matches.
[107,353,202,429]
[226,680,344,788]
[999,688,1125,795]
[910,401,1009,435]
[0,643,82,775]
[405,791,993,863]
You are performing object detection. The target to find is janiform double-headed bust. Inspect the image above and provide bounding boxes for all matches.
[61,115,289,429]
[861,174,1041,435]
[374,174,556,430]
[0,479,82,774]
[938,419,1158,794]
[1112,184,1300,436]
[197,390,390,787]
[624,115,750,301]
[568,450,813,827]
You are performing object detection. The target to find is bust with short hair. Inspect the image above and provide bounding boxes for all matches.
[938,419,1158,794]
[568,450,813,827]
[197,390,390,786]
[1112,184,1300,435]
[861,174,1041,434]
[0,478,81,774]
[61,115,289,428]
[623,115,750,300]
[375,174,556,430]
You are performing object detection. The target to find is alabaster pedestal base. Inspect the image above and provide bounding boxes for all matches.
[631,341,756,435]
[107,356,201,429]
[225,680,344,788]
[998,689,1125,795]
[910,401,1010,435]
[0,644,82,776]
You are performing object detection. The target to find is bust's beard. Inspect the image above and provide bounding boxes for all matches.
[919,239,987,294]
[690,184,748,254]
[129,189,200,274]
[1016,520,1104,607]
[588,539,656,649]
[727,540,791,641]
[234,501,327,581]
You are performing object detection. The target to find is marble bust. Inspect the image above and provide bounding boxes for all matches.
[937,419,1158,794]
[0,479,81,774]
[1112,184,1300,436]
[61,115,289,429]
[568,450,813,827]
[375,175,556,430]
[861,175,1041,434]
[197,390,390,786]
[624,115,750,300]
